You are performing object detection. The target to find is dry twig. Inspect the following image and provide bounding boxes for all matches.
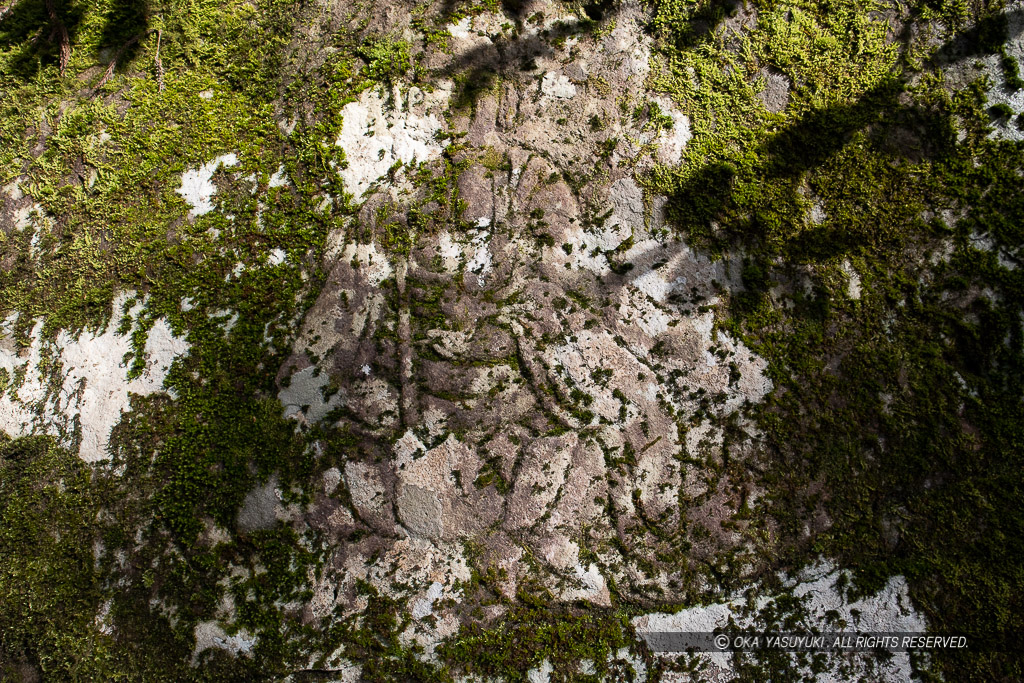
[155,29,164,92]
[97,30,150,88]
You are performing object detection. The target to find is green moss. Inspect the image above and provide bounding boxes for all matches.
[989,101,1015,119]
[0,0,372,677]
[0,436,111,680]
[314,581,449,682]
[440,600,636,681]
[357,37,412,84]
[643,1,1024,679]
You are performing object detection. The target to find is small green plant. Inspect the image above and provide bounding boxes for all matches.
[1000,50,1024,90]
[357,37,411,84]
[989,102,1014,120]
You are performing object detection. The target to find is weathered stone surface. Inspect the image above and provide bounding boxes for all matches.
[5,0,979,679]
[269,4,782,640]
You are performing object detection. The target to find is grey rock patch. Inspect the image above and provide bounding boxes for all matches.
[273,0,780,639]
[277,365,342,424]
[237,475,286,533]
[398,484,444,539]
[756,67,791,113]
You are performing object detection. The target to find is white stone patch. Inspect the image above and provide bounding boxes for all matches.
[685,420,724,460]
[666,309,773,412]
[935,8,1024,142]
[344,460,389,519]
[320,655,362,682]
[541,71,577,99]
[721,336,772,409]
[335,83,451,201]
[607,177,645,233]
[0,293,189,462]
[787,561,927,632]
[969,230,996,252]
[630,268,678,303]
[447,16,472,39]
[14,203,39,230]
[985,69,1024,142]
[810,199,826,224]
[652,96,692,165]
[268,248,286,266]
[446,15,494,55]
[411,580,445,619]
[322,466,341,494]
[28,225,42,255]
[622,238,705,302]
[94,599,114,635]
[176,153,239,217]
[548,329,644,425]
[394,429,428,462]
[369,539,471,654]
[209,308,238,334]
[841,259,862,300]
[619,287,672,338]
[427,329,473,361]
[0,323,40,434]
[192,621,255,664]
[3,180,23,200]
[465,230,492,286]
[436,231,463,273]
[268,165,288,188]
[618,647,648,682]
[568,177,643,274]
[602,10,651,82]
[341,241,393,286]
[563,562,611,606]
[541,534,580,571]
[638,598,742,670]
[527,660,554,683]
[278,365,342,424]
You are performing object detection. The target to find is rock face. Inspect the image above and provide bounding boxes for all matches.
[248,1,935,679]
[6,0,1012,680]
[271,0,781,667]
